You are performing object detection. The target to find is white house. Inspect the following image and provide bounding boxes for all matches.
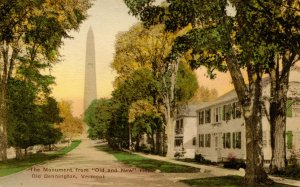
[174,105,201,158]
[175,67,300,163]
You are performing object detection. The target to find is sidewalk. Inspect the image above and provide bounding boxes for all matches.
[135,152,300,187]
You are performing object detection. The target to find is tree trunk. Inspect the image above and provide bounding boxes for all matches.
[225,54,269,184]
[155,129,161,155]
[166,113,175,158]
[0,87,8,161]
[165,60,179,158]
[270,111,286,173]
[24,148,28,157]
[128,123,132,152]
[243,71,269,185]
[15,147,24,160]
[269,60,289,173]
[135,136,140,151]
[161,126,167,156]
[152,130,157,154]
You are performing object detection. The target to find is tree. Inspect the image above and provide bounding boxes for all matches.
[7,79,62,158]
[188,86,218,103]
[38,123,62,151]
[128,99,162,152]
[123,0,281,184]
[107,102,130,149]
[112,68,163,152]
[112,23,198,156]
[84,99,113,140]
[237,1,300,173]
[56,100,84,143]
[0,0,91,160]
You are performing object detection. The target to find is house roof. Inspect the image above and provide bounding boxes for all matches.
[195,90,237,111]
[177,104,204,117]
[195,66,300,111]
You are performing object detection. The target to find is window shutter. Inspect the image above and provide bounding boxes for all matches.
[222,106,225,121]
[287,99,293,117]
[287,131,293,149]
[232,132,236,149]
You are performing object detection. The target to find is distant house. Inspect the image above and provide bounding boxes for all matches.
[174,105,201,158]
[175,67,300,163]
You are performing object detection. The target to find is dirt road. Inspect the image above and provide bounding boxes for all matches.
[0,138,210,187]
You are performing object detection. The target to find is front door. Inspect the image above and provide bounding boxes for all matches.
[215,134,222,161]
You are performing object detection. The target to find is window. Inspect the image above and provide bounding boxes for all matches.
[205,134,211,147]
[294,101,300,117]
[232,132,241,149]
[199,134,204,147]
[198,111,204,125]
[193,137,196,146]
[214,107,221,123]
[223,132,231,148]
[205,109,211,123]
[233,132,235,148]
[175,119,183,135]
[176,120,179,129]
[223,104,231,121]
[222,105,225,121]
[175,138,183,147]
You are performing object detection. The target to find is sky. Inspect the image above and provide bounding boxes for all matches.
[52,0,234,116]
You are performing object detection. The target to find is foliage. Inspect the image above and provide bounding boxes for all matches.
[84,98,114,140]
[0,140,81,177]
[112,24,174,86]
[97,145,199,173]
[106,102,130,149]
[109,23,198,154]
[176,62,199,102]
[128,100,160,123]
[194,154,213,165]
[181,175,291,187]
[188,86,218,103]
[56,100,84,140]
[131,114,162,138]
[223,160,246,170]
[37,123,63,146]
[111,68,163,150]
[7,79,62,150]
[275,149,300,179]
[113,68,161,104]
[0,0,91,160]
[124,0,300,183]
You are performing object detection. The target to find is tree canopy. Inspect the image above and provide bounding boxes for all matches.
[123,0,300,184]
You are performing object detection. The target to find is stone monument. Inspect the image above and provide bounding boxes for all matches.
[84,27,97,111]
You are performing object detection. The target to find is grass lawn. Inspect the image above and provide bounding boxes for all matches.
[97,145,199,173]
[273,165,300,180]
[0,140,81,177]
[181,175,294,187]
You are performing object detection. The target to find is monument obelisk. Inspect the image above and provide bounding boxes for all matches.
[84,27,97,111]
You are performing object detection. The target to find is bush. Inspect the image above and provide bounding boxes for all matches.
[275,164,300,179]
[174,152,184,159]
[195,154,212,165]
[140,144,151,154]
[223,159,246,169]
[284,165,300,179]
